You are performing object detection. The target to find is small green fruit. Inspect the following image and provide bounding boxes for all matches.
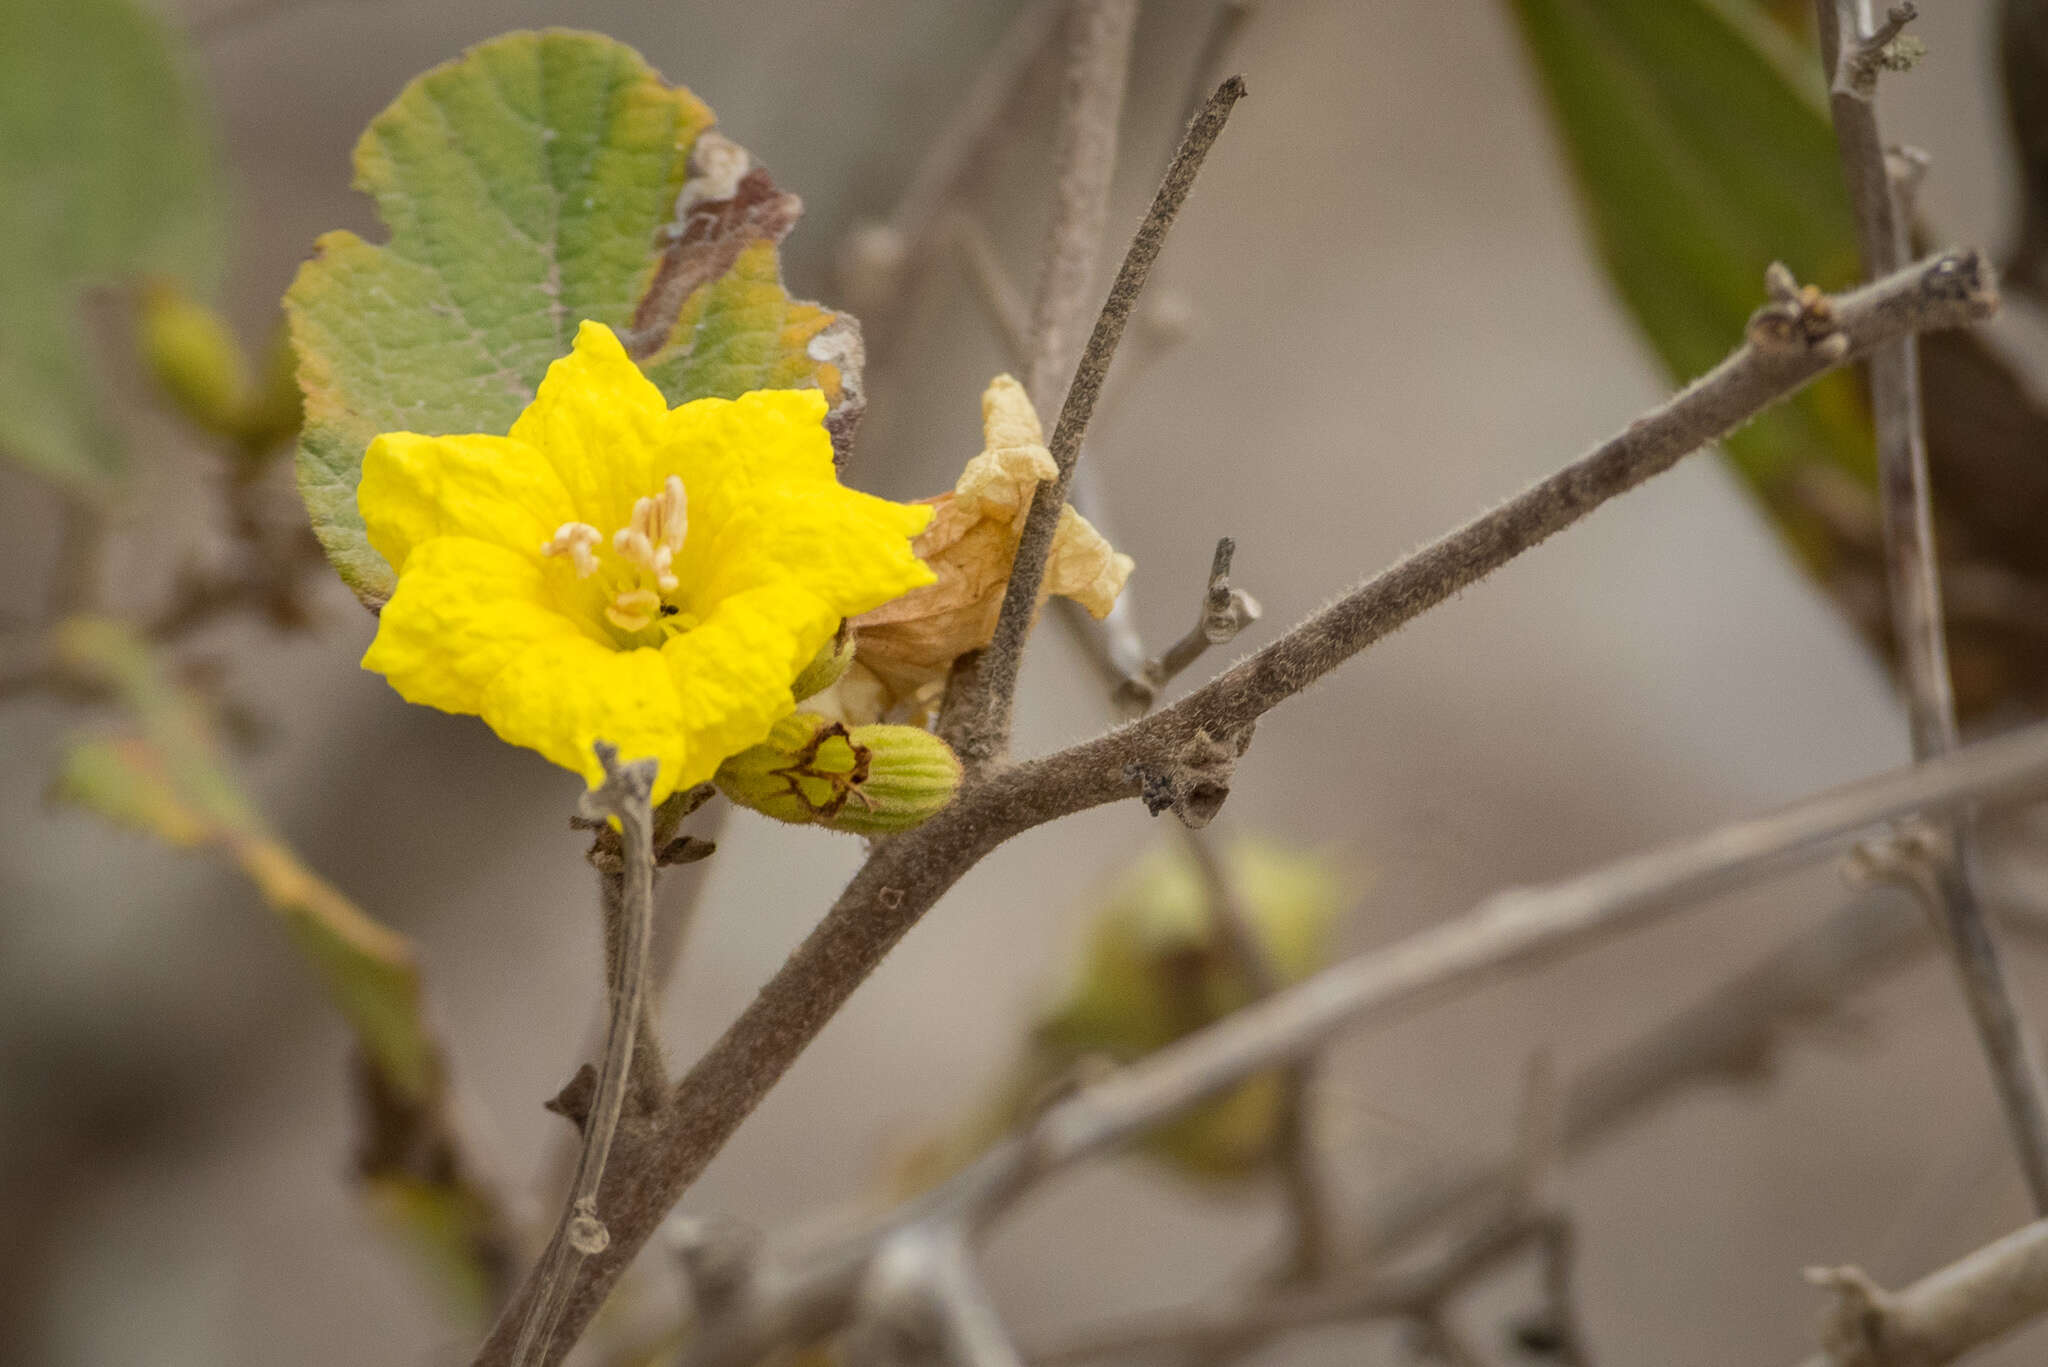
[716,713,961,836]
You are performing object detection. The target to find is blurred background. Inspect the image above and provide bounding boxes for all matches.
[6,1,2048,1363]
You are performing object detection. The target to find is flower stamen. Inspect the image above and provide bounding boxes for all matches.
[541,521,603,578]
[615,475,688,592]
[605,588,663,632]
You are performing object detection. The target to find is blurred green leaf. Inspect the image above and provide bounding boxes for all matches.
[51,617,516,1316]
[0,0,224,490]
[288,29,863,607]
[893,839,1353,1194]
[2002,0,2048,300]
[49,617,435,1101]
[1035,839,1351,1180]
[1503,0,1873,566]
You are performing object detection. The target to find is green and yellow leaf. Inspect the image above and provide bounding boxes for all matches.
[49,617,433,1099]
[1503,0,1871,568]
[288,29,861,606]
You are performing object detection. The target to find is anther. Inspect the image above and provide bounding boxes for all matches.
[540,522,602,578]
[614,477,688,590]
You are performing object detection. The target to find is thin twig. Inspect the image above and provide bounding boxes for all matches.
[946,74,1247,769]
[948,211,1034,370]
[1815,0,2048,1213]
[510,745,661,1367]
[899,2,1064,240]
[942,0,1145,768]
[1055,1,1256,700]
[852,1225,1026,1367]
[1182,828,1332,1279]
[550,792,720,1199]
[1117,538,1262,713]
[1796,1218,2048,1366]
[1016,0,1140,624]
[467,250,1994,1367]
[1025,720,2048,1175]
[1050,2,1257,708]
[1169,4,1256,152]
[946,210,1146,699]
[1027,1207,1559,1364]
[594,865,671,1117]
[1023,0,1140,417]
[671,721,2048,1367]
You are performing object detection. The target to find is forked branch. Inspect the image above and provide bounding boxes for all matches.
[1815,0,2048,1211]
[676,717,2048,1367]
[471,251,1999,1367]
[945,75,1249,768]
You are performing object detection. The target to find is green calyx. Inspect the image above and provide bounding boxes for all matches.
[790,629,856,702]
[716,713,960,836]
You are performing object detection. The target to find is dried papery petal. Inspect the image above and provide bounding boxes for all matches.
[833,375,1133,722]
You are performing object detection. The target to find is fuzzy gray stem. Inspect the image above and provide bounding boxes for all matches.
[1024,0,1140,417]
[942,0,1143,766]
[1816,0,2048,1213]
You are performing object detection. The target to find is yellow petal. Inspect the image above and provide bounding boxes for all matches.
[662,581,840,789]
[480,636,691,801]
[699,486,934,616]
[659,388,933,617]
[360,432,574,574]
[1046,506,1135,620]
[510,320,673,533]
[361,536,587,715]
[663,387,838,510]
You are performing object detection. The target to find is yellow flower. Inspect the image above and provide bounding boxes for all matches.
[356,321,934,802]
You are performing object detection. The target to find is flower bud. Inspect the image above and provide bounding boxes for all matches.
[790,628,855,702]
[715,713,960,835]
[137,278,248,437]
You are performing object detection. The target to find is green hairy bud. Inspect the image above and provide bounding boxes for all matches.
[715,713,960,836]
